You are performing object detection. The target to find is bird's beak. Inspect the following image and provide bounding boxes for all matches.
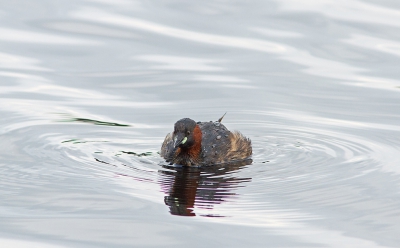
[173,133,187,148]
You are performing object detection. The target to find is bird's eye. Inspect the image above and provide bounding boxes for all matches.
[187,131,190,135]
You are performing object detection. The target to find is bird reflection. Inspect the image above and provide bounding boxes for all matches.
[159,160,252,217]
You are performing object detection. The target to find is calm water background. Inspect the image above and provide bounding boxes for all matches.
[1,0,400,247]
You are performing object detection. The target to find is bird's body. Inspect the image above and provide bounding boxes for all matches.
[161,118,252,166]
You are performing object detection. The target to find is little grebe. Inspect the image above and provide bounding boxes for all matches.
[160,117,252,166]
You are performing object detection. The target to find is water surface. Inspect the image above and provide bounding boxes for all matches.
[1,0,400,247]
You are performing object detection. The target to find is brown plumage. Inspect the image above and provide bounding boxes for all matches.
[160,117,252,166]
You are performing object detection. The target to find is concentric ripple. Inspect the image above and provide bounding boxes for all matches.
[2,113,399,223]
[1,106,400,248]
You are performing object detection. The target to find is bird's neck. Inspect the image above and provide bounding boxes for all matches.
[189,125,202,159]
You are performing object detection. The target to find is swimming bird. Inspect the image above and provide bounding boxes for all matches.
[160,116,252,166]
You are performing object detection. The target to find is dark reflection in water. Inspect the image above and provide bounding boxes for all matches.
[57,113,130,126]
[159,160,252,217]
[69,117,130,126]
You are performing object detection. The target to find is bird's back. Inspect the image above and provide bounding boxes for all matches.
[198,121,252,165]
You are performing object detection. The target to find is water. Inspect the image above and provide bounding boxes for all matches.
[1,0,400,247]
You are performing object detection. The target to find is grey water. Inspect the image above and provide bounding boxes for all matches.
[1,0,400,247]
